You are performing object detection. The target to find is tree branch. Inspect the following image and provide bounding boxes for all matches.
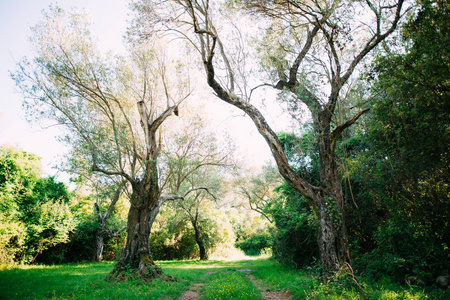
[157,187,218,209]
[197,21,319,200]
[330,108,370,152]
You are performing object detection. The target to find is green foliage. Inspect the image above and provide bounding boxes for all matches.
[0,146,76,264]
[37,196,127,264]
[232,210,274,257]
[39,219,98,264]
[235,131,319,267]
[232,215,268,242]
[344,0,450,282]
[196,215,226,255]
[235,231,272,256]
[0,216,26,264]
[150,202,234,260]
[271,182,318,268]
[246,131,319,268]
[26,199,77,258]
[278,129,320,185]
[150,219,199,261]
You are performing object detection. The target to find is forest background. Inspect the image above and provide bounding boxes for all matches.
[0,0,449,295]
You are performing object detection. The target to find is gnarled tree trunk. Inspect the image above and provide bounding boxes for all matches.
[139,0,405,279]
[313,112,351,273]
[109,181,163,280]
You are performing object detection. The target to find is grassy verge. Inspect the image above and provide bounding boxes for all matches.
[0,258,446,299]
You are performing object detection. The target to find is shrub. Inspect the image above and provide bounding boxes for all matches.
[235,231,272,256]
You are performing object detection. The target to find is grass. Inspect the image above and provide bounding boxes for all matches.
[0,258,447,299]
[202,271,261,299]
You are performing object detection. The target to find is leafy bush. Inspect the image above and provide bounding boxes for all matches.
[0,214,26,264]
[25,199,77,262]
[0,146,77,264]
[37,219,98,264]
[150,228,198,260]
[270,182,318,268]
[235,231,272,256]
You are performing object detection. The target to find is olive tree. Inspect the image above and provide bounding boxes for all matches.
[162,113,234,260]
[12,6,191,280]
[130,0,410,276]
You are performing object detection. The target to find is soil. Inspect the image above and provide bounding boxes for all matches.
[178,283,204,300]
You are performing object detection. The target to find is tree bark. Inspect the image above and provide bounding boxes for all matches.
[94,227,105,262]
[198,30,352,276]
[192,220,207,260]
[109,182,163,280]
[313,111,351,274]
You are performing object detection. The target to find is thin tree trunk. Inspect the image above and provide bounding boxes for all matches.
[95,227,105,262]
[94,181,125,263]
[193,222,207,260]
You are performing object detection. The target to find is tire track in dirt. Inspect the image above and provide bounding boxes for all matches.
[236,269,292,300]
[246,274,292,300]
[178,269,292,300]
[178,282,204,300]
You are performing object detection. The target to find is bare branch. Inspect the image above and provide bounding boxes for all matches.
[159,186,218,204]
[330,108,370,152]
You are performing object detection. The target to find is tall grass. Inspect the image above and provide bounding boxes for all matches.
[0,258,446,299]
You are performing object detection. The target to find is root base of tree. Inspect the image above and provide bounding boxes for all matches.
[106,263,179,282]
[319,263,367,297]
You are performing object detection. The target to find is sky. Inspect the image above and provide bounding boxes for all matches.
[0,0,130,180]
[0,0,283,183]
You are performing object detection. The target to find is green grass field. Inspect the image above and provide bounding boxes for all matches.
[0,258,446,299]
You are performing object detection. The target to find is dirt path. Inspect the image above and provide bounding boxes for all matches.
[178,282,204,300]
[236,269,291,300]
[246,274,292,300]
[177,269,292,300]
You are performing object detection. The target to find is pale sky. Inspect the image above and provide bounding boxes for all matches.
[0,0,130,179]
[0,0,284,182]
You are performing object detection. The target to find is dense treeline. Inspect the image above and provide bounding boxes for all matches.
[348,0,450,282]
[0,146,76,263]
[0,145,238,264]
